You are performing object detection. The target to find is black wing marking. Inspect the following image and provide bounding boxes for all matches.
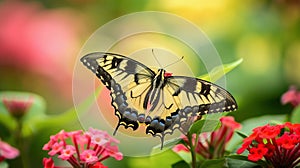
[144,76,237,145]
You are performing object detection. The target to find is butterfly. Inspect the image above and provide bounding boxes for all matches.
[81,52,237,149]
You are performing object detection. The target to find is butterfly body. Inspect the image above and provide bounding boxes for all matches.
[81,52,237,149]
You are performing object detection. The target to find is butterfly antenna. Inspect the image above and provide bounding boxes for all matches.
[152,49,163,68]
[163,56,184,69]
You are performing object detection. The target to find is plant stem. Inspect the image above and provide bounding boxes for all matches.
[188,133,197,168]
[14,119,28,168]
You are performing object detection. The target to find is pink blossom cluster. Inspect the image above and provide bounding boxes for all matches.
[0,140,19,162]
[42,128,123,168]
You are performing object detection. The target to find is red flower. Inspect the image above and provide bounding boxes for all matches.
[237,132,258,154]
[276,133,298,150]
[258,124,282,139]
[89,162,108,168]
[43,158,55,168]
[248,144,268,162]
[42,128,122,168]
[281,86,300,107]
[237,122,300,168]
[173,116,241,159]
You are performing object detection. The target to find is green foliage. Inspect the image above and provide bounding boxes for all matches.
[200,158,226,168]
[235,130,248,139]
[291,106,300,123]
[189,118,220,135]
[151,137,182,154]
[124,149,182,168]
[226,155,264,168]
[0,162,8,168]
[198,58,243,82]
[172,160,190,168]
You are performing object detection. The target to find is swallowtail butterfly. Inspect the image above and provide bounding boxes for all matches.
[81,52,237,149]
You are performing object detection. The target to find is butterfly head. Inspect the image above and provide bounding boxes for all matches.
[164,72,173,77]
[157,69,172,78]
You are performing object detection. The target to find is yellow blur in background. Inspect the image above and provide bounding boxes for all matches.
[0,0,299,121]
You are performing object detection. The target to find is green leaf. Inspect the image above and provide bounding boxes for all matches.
[126,149,182,168]
[291,106,300,123]
[198,58,243,82]
[0,161,8,168]
[235,130,248,139]
[189,119,220,135]
[151,137,182,155]
[175,151,192,165]
[172,160,190,168]
[200,158,226,168]
[226,155,266,168]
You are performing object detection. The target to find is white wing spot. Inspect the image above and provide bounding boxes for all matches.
[87,62,91,66]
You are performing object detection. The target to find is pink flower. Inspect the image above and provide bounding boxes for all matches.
[281,86,300,107]
[43,128,122,167]
[58,145,76,160]
[87,127,120,145]
[173,116,241,159]
[2,96,33,119]
[48,141,64,156]
[0,1,85,98]
[0,140,19,160]
[172,144,189,153]
[237,122,300,168]
[101,145,123,161]
[80,150,98,164]
[211,116,241,146]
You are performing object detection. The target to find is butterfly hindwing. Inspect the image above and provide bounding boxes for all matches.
[81,52,237,149]
[144,76,237,141]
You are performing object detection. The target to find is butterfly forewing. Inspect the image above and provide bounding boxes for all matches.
[81,52,238,149]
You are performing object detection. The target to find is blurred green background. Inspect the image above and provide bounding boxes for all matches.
[0,0,299,167]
